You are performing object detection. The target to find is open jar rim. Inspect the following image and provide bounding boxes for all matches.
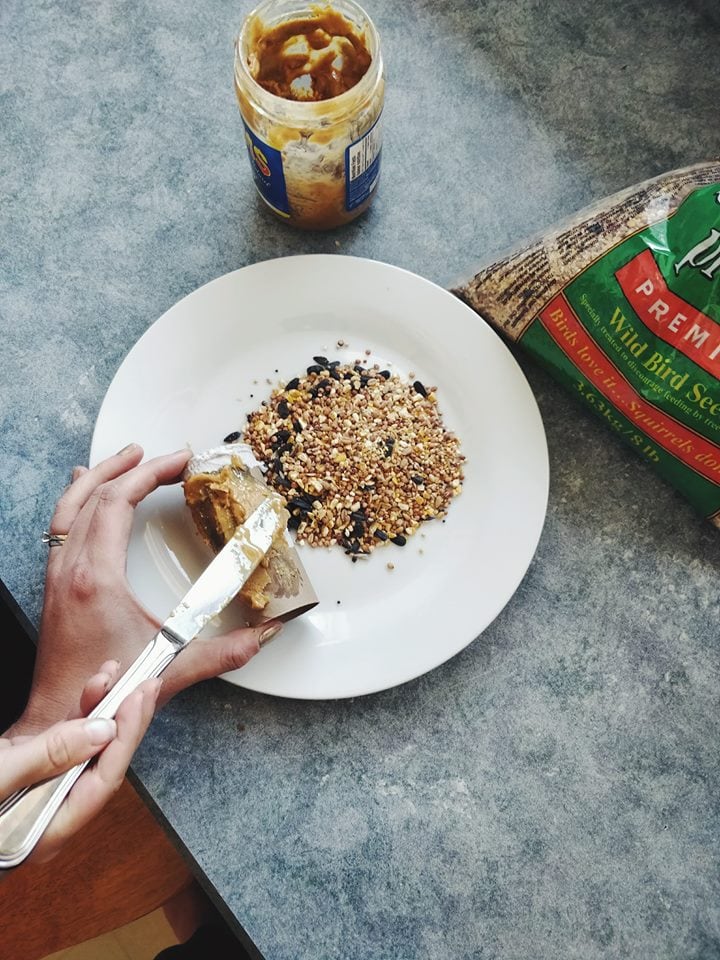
[235,0,383,125]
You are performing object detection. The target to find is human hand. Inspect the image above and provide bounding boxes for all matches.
[12,445,281,737]
[1,663,160,864]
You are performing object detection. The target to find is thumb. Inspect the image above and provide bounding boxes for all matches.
[162,621,283,701]
[0,717,117,798]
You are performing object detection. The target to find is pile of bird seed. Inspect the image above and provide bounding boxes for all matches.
[240,357,465,557]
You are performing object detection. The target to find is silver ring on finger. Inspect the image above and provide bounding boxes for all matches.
[42,531,68,548]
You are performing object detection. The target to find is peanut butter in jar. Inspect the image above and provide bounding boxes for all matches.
[234,0,384,230]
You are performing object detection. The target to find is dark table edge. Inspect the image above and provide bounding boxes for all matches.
[126,767,267,960]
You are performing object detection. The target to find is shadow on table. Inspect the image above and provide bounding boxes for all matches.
[216,187,382,279]
[408,0,719,197]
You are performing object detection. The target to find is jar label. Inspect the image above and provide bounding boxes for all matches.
[242,122,290,217]
[345,113,383,212]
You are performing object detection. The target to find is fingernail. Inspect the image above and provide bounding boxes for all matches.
[116,442,139,456]
[259,623,283,647]
[99,672,114,692]
[85,718,117,744]
[110,659,121,672]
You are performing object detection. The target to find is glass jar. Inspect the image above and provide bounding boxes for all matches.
[234,0,384,230]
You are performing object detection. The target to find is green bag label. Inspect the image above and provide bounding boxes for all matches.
[521,184,720,519]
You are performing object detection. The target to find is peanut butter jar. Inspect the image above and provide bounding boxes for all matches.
[234,0,384,230]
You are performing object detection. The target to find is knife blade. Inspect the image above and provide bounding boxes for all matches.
[0,494,284,869]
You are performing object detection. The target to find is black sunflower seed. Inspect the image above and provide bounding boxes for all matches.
[413,380,427,397]
[277,400,290,419]
[317,378,331,390]
[313,356,329,367]
[287,514,302,530]
[374,530,388,541]
[350,510,367,522]
[328,360,341,368]
[223,430,241,443]
[352,521,365,538]
[293,419,303,432]
[306,364,324,375]
[339,536,361,554]
[329,368,341,381]
[391,535,407,546]
[411,475,424,485]
[288,497,313,513]
[271,466,290,488]
[285,377,300,391]
[379,370,391,379]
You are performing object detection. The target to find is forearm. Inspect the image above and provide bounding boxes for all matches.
[4,686,77,739]
[4,712,44,739]
[5,706,53,739]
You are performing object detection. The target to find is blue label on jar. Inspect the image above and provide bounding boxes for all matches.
[242,122,290,217]
[345,113,383,211]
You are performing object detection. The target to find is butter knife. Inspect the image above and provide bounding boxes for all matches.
[0,495,284,869]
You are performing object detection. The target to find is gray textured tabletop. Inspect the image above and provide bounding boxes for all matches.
[3,0,720,957]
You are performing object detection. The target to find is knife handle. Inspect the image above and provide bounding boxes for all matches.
[0,630,182,869]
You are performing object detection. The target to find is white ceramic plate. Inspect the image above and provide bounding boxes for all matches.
[90,256,548,699]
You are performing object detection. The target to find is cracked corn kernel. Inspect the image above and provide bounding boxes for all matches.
[244,359,464,557]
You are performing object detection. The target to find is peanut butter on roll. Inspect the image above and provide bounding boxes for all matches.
[183,446,299,610]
